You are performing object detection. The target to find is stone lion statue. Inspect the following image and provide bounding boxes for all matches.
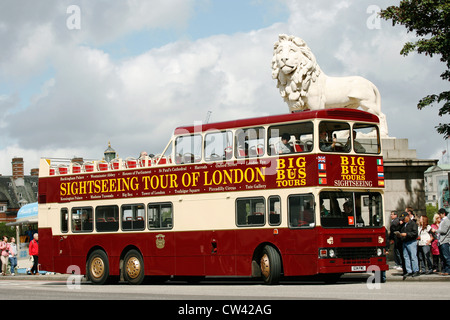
[272,34,388,136]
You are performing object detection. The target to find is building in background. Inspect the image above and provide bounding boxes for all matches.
[425,163,450,210]
[0,157,39,223]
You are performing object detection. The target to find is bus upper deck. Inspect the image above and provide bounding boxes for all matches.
[40,108,381,178]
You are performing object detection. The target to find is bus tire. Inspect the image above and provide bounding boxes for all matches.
[123,249,145,285]
[87,249,110,285]
[260,245,281,285]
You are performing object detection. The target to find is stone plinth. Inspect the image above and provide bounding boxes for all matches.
[382,137,437,220]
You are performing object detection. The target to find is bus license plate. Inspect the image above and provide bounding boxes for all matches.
[351,266,366,272]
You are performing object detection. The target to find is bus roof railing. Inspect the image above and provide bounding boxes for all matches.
[174,108,379,135]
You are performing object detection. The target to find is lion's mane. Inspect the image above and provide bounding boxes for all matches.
[271,34,322,111]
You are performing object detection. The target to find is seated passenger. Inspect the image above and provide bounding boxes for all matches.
[344,131,366,153]
[319,131,336,152]
[352,131,366,153]
[278,133,294,154]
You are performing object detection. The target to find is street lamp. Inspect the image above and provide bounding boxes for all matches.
[104,141,116,162]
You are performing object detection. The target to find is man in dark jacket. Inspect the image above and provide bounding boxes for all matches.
[389,211,405,272]
[398,212,419,279]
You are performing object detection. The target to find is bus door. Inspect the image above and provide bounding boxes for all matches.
[284,193,318,276]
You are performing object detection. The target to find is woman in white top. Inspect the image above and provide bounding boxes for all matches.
[418,215,434,274]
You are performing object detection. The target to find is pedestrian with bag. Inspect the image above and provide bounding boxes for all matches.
[29,233,39,275]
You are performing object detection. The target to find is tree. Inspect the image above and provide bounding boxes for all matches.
[380,0,450,138]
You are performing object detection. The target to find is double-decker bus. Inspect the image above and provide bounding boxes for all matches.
[38,108,388,285]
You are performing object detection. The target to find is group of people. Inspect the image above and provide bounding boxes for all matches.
[0,236,17,275]
[0,233,39,276]
[389,207,450,280]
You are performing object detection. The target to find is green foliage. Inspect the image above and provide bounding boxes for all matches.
[380,0,450,138]
[426,202,439,223]
[0,223,17,239]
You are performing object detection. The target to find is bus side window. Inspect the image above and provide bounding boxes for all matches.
[175,135,202,164]
[121,204,145,231]
[235,127,265,159]
[236,197,265,226]
[268,121,313,155]
[205,131,233,162]
[72,207,93,232]
[148,203,173,230]
[288,194,315,228]
[95,205,119,232]
[268,196,281,226]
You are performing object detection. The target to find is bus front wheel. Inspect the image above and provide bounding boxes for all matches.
[260,245,281,285]
[123,249,145,285]
[87,249,110,285]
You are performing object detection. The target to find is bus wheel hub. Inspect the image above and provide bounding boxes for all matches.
[126,257,141,279]
[260,254,270,278]
[91,257,105,279]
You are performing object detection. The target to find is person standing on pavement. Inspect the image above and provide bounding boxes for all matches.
[436,208,450,275]
[8,237,17,276]
[397,212,419,279]
[430,213,442,272]
[29,233,39,275]
[389,211,404,271]
[417,215,433,274]
[0,236,10,276]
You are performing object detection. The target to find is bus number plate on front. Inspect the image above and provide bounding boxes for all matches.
[351,266,366,272]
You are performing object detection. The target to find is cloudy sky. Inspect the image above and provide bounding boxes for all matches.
[0,0,448,175]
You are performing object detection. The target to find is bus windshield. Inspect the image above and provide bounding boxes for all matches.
[319,191,383,228]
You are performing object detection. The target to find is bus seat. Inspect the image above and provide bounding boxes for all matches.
[97,161,108,171]
[58,165,69,175]
[111,159,121,170]
[256,147,264,156]
[72,163,82,173]
[126,157,138,168]
[294,144,303,152]
[83,162,95,172]
[248,214,264,225]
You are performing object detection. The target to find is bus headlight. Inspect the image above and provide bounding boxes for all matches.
[376,248,383,256]
[328,249,336,258]
[319,248,337,258]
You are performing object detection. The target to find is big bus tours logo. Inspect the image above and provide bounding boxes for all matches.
[335,156,372,187]
[275,157,306,187]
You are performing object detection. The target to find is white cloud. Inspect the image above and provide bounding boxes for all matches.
[0,0,448,175]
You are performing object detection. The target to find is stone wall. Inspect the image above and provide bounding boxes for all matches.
[382,137,437,220]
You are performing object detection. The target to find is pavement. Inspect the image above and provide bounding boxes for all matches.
[0,258,448,282]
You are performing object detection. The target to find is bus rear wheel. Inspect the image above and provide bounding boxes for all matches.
[123,249,145,285]
[260,245,281,285]
[87,249,110,285]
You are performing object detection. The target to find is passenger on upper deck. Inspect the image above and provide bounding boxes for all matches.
[319,131,336,152]
[344,131,366,153]
[139,151,148,158]
[278,133,294,154]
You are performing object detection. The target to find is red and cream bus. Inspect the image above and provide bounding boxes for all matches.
[38,108,388,285]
